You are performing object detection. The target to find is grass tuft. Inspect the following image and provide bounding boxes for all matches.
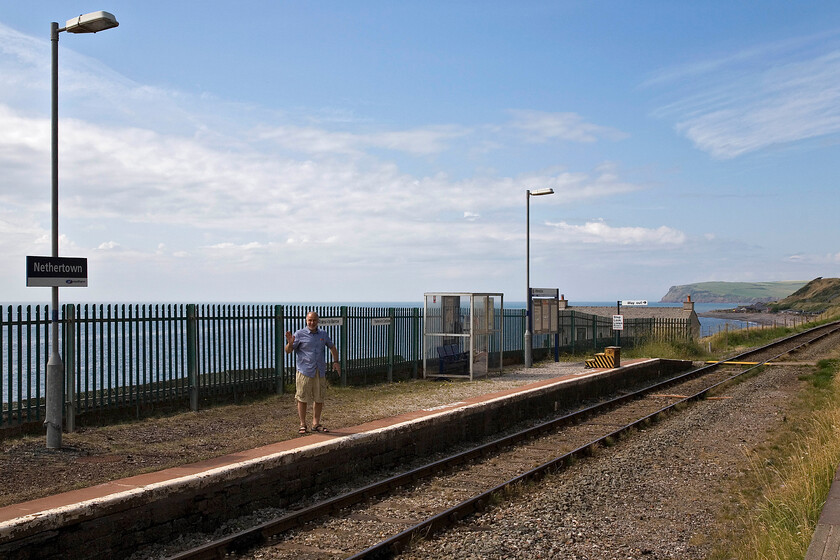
[623,338,711,361]
[710,359,840,559]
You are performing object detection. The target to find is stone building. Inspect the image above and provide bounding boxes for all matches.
[557,296,701,342]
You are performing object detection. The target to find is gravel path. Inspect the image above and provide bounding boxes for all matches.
[399,362,804,560]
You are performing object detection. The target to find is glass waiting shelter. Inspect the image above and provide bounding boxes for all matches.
[423,292,504,380]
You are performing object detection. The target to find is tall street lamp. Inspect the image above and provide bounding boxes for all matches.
[46,11,119,449]
[524,187,554,368]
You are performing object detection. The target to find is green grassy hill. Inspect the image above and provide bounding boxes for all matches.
[769,277,840,313]
[660,280,809,303]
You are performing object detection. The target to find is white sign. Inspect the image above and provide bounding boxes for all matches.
[371,317,391,326]
[319,317,344,327]
[612,315,624,330]
[621,300,648,306]
[533,299,558,334]
[531,287,559,298]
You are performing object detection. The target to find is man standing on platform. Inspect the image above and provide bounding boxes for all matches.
[285,311,340,434]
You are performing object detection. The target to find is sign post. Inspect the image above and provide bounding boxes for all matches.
[613,300,624,347]
[26,255,88,450]
[615,300,621,346]
[614,299,646,345]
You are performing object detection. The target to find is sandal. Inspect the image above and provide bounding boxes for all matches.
[312,424,330,433]
[298,425,307,434]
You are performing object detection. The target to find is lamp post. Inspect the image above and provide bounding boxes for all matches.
[524,187,554,368]
[46,11,119,449]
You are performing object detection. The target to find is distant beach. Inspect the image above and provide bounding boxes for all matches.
[698,309,794,327]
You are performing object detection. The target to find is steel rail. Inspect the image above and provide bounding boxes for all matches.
[168,321,840,560]
[349,321,840,559]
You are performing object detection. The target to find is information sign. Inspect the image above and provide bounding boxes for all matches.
[534,299,558,334]
[621,300,648,306]
[318,317,344,327]
[612,314,624,331]
[531,287,559,298]
[26,256,88,287]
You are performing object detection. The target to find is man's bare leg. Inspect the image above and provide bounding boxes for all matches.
[313,402,323,427]
[297,400,308,429]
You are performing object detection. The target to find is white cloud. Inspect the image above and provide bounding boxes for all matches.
[1,101,642,238]
[786,252,840,264]
[650,33,840,159]
[545,220,686,246]
[254,124,469,156]
[508,110,628,143]
[0,90,651,298]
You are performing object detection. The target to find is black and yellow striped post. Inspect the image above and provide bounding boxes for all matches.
[585,346,621,369]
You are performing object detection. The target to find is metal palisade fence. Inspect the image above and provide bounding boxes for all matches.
[0,304,429,430]
[1,303,688,431]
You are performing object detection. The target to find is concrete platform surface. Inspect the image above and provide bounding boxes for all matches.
[0,359,640,527]
[806,464,840,559]
[0,357,677,560]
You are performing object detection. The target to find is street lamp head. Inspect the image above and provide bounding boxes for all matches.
[528,188,554,196]
[65,11,118,34]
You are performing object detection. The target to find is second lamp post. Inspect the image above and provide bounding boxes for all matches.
[524,187,554,368]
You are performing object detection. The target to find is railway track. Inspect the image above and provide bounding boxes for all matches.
[165,322,840,560]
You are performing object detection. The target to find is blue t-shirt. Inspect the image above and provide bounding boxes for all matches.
[292,327,336,378]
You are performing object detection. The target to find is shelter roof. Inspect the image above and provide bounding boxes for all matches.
[567,306,695,319]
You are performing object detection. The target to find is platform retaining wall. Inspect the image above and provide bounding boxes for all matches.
[0,358,691,560]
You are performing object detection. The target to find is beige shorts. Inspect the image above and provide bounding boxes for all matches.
[295,372,328,404]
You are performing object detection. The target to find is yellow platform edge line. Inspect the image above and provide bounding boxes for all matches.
[705,360,765,365]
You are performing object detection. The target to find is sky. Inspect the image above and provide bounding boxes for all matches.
[1,1,840,305]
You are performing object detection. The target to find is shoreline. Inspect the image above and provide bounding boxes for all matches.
[698,310,795,327]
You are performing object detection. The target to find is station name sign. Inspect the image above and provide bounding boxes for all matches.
[531,288,559,298]
[26,256,88,287]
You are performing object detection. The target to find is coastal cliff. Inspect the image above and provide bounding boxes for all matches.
[660,281,808,304]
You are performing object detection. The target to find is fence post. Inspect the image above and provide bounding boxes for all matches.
[412,307,420,379]
[0,306,4,427]
[387,307,395,383]
[274,305,284,394]
[64,304,76,433]
[187,304,198,411]
[340,306,348,387]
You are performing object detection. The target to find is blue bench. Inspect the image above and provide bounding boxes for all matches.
[436,344,468,374]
